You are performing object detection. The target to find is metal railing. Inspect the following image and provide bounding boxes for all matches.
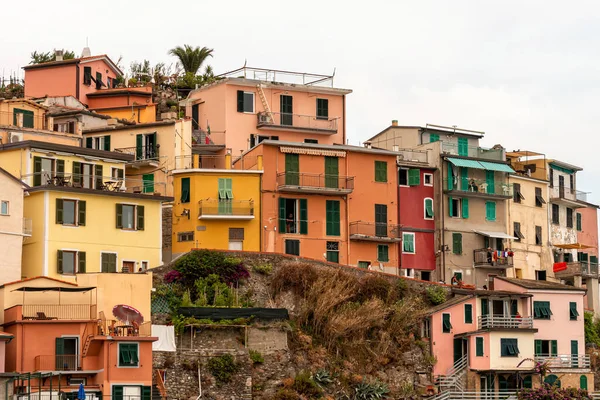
[276,172,354,191]
[474,249,514,267]
[444,178,513,196]
[478,315,534,329]
[115,145,159,161]
[534,354,590,369]
[35,354,82,371]
[549,186,589,202]
[441,142,505,161]
[199,200,254,217]
[257,111,338,132]
[555,261,599,278]
[232,155,261,170]
[98,319,152,337]
[349,221,402,240]
[22,304,96,320]
[218,66,336,87]
[397,148,428,164]
[23,218,32,236]
[0,110,48,130]
[191,130,225,146]
[433,391,517,400]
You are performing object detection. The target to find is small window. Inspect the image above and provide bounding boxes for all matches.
[422,318,431,338]
[533,301,552,319]
[181,177,191,203]
[513,183,524,203]
[177,231,194,242]
[116,204,144,231]
[424,198,434,220]
[570,302,579,320]
[285,239,300,256]
[485,202,496,221]
[0,201,8,215]
[424,173,433,186]
[535,226,542,246]
[552,204,559,224]
[304,139,318,144]
[449,198,461,218]
[57,250,85,275]
[141,261,149,271]
[501,338,519,357]
[229,228,244,240]
[101,253,117,273]
[442,313,452,333]
[402,233,415,254]
[326,241,339,263]
[70,378,87,386]
[377,244,389,262]
[398,169,408,186]
[237,91,255,113]
[476,337,484,357]
[567,208,574,228]
[56,199,86,227]
[118,343,139,367]
[464,304,473,324]
[576,213,582,231]
[111,168,124,181]
[536,270,547,281]
[535,187,546,207]
[83,67,92,85]
[316,98,329,120]
[375,161,387,182]
[358,261,370,269]
[514,222,524,242]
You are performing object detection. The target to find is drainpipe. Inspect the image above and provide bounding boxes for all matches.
[345,155,350,264]
[440,161,446,283]
[397,165,402,276]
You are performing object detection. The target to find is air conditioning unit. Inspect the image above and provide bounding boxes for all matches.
[258,113,271,123]
[9,132,23,143]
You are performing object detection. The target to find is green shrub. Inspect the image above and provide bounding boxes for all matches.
[584,311,600,347]
[353,380,390,399]
[249,350,264,364]
[252,263,273,275]
[174,249,250,286]
[426,286,447,305]
[292,371,322,398]
[207,354,239,386]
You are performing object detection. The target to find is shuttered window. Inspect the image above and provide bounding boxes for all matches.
[442,313,452,333]
[567,208,574,228]
[57,250,85,274]
[408,169,420,186]
[377,245,389,262]
[101,253,117,273]
[424,198,434,219]
[375,161,387,182]
[533,301,552,319]
[316,98,329,119]
[570,302,579,320]
[577,213,582,231]
[552,204,559,224]
[285,239,300,256]
[218,178,233,199]
[402,233,415,253]
[237,91,254,113]
[476,337,484,356]
[535,187,546,207]
[118,343,139,367]
[181,178,190,203]
[457,138,469,156]
[501,339,519,357]
[452,233,462,255]
[514,222,524,241]
[485,202,496,221]
[464,304,473,324]
[535,226,542,246]
[56,199,86,227]
[513,183,523,203]
[116,204,144,231]
[429,133,439,143]
[326,200,340,236]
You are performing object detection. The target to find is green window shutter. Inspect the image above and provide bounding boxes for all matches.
[78,200,86,226]
[511,300,518,316]
[452,233,462,255]
[448,196,454,217]
[112,386,124,400]
[402,233,414,253]
[551,340,558,356]
[465,304,473,324]
[119,344,131,364]
[486,202,496,221]
[278,198,286,233]
[72,162,81,186]
[577,213,582,231]
[130,345,139,364]
[78,251,86,273]
[408,169,420,186]
[237,90,244,112]
[458,138,468,156]
[535,340,542,356]
[486,171,495,194]
[326,200,340,236]
[55,337,65,355]
[462,198,469,219]
[56,159,65,178]
[56,199,64,224]
[57,250,64,274]
[447,168,454,190]
[460,167,468,190]
[285,154,299,185]
[374,161,387,182]
[94,164,103,189]
[181,177,190,203]
[86,137,93,148]
[299,199,308,234]
[142,386,151,400]
[137,206,145,231]
[104,135,111,151]
[218,178,226,199]
[425,198,434,218]
[116,204,123,229]
[324,157,339,188]
[377,245,389,262]
[580,375,588,390]
[135,134,143,160]
[33,156,42,186]
[142,174,154,193]
[442,314,451,332]
[429,133,439,143]
[570,302,579,320]
[481,298,489,316]
[476,337,484,356]
[225,178,233,199]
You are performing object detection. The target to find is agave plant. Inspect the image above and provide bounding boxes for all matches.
[353,380,390,400]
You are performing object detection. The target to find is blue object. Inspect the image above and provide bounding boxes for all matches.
[77,383,85,400]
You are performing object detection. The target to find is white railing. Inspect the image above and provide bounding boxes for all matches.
[436,354,468,393]
[534,354,591,369]
[478,315,534,329]
[433,391,517,400]
[23,218,32,236]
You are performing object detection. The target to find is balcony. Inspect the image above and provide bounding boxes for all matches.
[98,319,152,337]
[397,149,428,165]
[0,110,48,131]
[191,130,226,153]
[19,304,97,321]
[554,261,599,279]
[35,354,82,372]
[198,200,255,220]
[115,145,160,167]
[534,354,591,369]
[444,178,513,199]
[349,221,402,242]
[441,142,505,162]
[474,249,514,268]
[257,112,338,134]
[23,218,32,236]
[276,172,354,194]
[549,186,588,208]
[478,315,534,330]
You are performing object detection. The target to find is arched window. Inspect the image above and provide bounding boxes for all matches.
[545,375,561,388]
[580,375,588,390]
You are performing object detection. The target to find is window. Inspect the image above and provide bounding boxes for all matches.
[377,245,389,262]
[0,201,8,215]
[54,122,75,133]
[576,213,582,231]
[570,302,579,320]
[375,204,388,236]
[402,233,415,254]
[70,378,87,386]
[424,173,433,186]
[113,386,151,400]
[326,200,340,236]
[451,233,462,255]
[442,313,452,333]
[57,250,85,275]
[424,198,434,219]
[118,343,139,367]
[398,169,408,186]
[421,271,431,281]
[567,208,574,228]
[535,226,542,246]
[279,198,307,234]
[229,228,244,240]
[116,204,144,231]
[580,375,588,390]
[56,199,86,227]
[33,156,59,186]
[514,222,524,242]
[95,72,103,90]
[177,231,194,242]
[533,301,552,319]
[375,161,387,182]
[408,169,420,186]
[316,98,329,119]
[83,67,92,85]
[544,375,561,388]
[141,261,149,271]
[324,157,339,188]
[457,137,469,156]
[285,239,300,256]
[535,187,546,207]
[551,204,559,224]
[85,135,111,151]
[536,270,547,281]
[236,91,255,113]
[326,242,339,263]
[285,153,299,185]
[449,197,461,218]
[485,202,496,221]
[501,338,519,357]
[112,168,124,181]
[476,337,484,357]
[513,183,524,203]
[453,272,462,282]
[464,304,473,324]
[429,133,439,143]
[101,253,117,273]
[181,178,190,203]
[358,261,370,269]
[422,318,431,338]
[304,139,318,144]
[218,178,233,200]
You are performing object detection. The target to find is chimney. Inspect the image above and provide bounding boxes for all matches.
[392,120,398,127]
[55,50,64,62]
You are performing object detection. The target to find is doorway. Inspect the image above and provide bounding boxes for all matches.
[56,337,79,370]
[122,261,135,273]
[453,338,467,364]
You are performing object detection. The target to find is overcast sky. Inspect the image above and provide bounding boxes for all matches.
[4,0,600,203]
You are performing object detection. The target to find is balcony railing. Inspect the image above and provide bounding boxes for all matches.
[98,319,152,337]
[549,186,589,203]
[444,178,513,197]
[199,200,255,219]
[474,249,514,268]
[397,149,428,164]
[22,304,96,320]
[276,172,354,194]
[0,111,48,131]
[441,142,505,161]
[35,354,82,371]
[257,112,338,133]
[115,144,159,162]
[534,354,590,369]
[555,261,599,278]
[23,218,32,236]
[478,315,534,329]
[349,221,402,242]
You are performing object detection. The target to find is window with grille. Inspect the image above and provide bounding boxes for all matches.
[229,228,244,240]
[326,241,339,263]
[177,231,194,242]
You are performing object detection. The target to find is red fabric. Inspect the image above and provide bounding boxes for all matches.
[553,262,567,272]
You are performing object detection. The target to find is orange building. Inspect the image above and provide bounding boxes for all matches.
[2,278,156,400]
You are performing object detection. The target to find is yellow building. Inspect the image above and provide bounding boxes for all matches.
[0,140,172,280]
[171,154,263,256]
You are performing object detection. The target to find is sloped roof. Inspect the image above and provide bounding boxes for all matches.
[496,277,586,292]
[0,167,29,189]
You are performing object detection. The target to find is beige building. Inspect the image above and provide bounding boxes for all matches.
[0,168,29,284]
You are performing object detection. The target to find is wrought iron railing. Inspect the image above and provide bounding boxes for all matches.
[474,249,514,267]
[20,172,165,194]
[276,172,354,191]
[257,111,338,132]
[534,354,590,369]
[441,142,505,161]
[35,354,82,371]
[478,315,534,329]
[444,178,513,196]
[349,221,402,240]
[115,144,159,161]
[549,186,589,202]
[199,200,254,217]
[22,304,96,320]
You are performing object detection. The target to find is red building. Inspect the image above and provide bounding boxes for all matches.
[397,150,436,280]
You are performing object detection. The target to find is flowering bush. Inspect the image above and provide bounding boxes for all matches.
[164,270,182,283]
[517,384,592,400]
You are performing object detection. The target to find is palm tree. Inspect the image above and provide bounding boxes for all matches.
[168,45,214,75]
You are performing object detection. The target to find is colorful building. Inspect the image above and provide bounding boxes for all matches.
[85,86,157,124]
[171,153,263,256]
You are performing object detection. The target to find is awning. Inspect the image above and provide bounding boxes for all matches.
[552,243,596,250]
[473,230,518,240]
[280,147,346,158]
[447,157,485,169]
[478,161,515,173]
[12,286,95,292]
